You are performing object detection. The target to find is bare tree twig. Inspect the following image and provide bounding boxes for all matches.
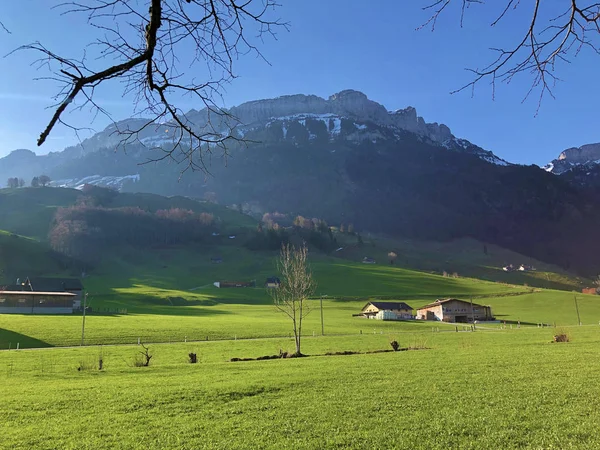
[421,1,600,111]
[15,0,287,172]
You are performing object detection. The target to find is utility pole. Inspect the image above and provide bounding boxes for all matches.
[320,294,325,336]
[574,295,581,326]
[470,296,475,329]
[81,292,88,346]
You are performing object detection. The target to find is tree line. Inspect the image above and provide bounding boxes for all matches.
[6,175,51,188]
[246,213,344,252]
[49,205,216,263]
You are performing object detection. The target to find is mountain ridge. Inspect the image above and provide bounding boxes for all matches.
[2,90,600,275]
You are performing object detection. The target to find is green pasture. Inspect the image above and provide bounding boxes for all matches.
[2,327,600,449]
[1,245,599,349]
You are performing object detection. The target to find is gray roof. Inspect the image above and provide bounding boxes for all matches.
[417,298,488,310]
[364,301,413,311]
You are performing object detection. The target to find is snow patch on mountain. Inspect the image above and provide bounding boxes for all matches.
[480,155,509,166]
[140,135,177,147]
[51,174,140,191]
[267,113,345,137]
[442,137,509,167]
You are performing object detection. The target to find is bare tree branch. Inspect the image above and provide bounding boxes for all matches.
[421,1,600,111]
[15,0,287,172]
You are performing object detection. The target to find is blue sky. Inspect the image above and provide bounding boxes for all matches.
[0,1,598,165]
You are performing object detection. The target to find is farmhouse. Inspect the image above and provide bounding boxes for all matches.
[265,277,281,288]
[416,298,494,323]
[362,257,376,264]
[213,280,256,288]
[360,301,414,320]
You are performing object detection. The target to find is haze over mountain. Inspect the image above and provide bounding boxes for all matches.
[2,89,600,275]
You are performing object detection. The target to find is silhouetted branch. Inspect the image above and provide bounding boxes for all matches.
[17,0,287,172]
[422,1,600,111]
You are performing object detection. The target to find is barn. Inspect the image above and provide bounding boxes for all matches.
[416,298,494,323]
[0,291,76,314]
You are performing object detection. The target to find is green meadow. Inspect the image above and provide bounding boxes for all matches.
[3,187,600,448]
[1,244,596,349]
[2,328,600,449]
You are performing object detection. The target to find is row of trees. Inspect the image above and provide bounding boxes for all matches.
[49,205,215,263]
[6,175,51,188]
[6,178,25,188]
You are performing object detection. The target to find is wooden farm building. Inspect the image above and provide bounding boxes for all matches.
[0,277,84,314]
[0,291,76,314]
[360,301,414,320]
[416,298,494,323]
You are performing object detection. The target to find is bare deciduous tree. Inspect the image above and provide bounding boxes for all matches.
[17,1,287,172]
[422,1,600,109]
[269,243,316,356]
[388,251,397,265]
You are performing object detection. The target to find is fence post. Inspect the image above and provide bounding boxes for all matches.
[16,343,19,350]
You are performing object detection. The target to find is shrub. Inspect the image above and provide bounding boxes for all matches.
[390,340,400,352]
[553,333,569,343]
[77,357,97,371]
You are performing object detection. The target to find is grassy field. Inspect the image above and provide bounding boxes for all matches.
[1,327,600,449]
[3,188,600,448]
[1,243,598,349]
[0,240,529,348]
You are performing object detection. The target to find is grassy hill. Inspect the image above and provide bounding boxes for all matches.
[0,242,598,349]
[0,230,75,282]
[0,187,81,239]
[0,186,595,350]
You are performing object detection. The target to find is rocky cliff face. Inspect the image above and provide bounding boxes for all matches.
[545,143,600,175]
[228,89,452,143]
[559,143,600,164]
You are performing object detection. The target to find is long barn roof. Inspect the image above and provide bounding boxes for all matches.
[417,298,488,310]
[0,291,76,296]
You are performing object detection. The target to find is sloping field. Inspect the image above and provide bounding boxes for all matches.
[0,245,597,349]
